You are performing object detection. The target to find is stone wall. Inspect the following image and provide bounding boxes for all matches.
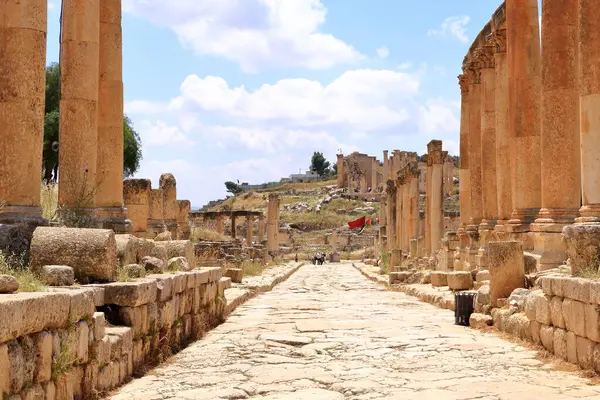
[0,268,228,398]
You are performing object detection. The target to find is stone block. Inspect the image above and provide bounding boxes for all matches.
[577,336,595,370]
[92,312,106,340]
[563,298,586,338]
[389,272,410,284]
[534,293,552,326]
[172,273,187,294]
[447,271,472,290]
[524,290,540,322]
[69,366,84,398]
[105,327,133,359]
[469,313,492,329]
[75,321,89,364]
[539,276,553,296]
[119,305,148,339]
[147,302,158,333]
[0,275,18,294]
[141,256,166,273]
[551,276,566,298]
[83,363,98,395]
[65,288,96,323]
[563,277,591,303]
[567,331,578,364]
[102,279,157,307]
[593,344,600,374]
[219,277,232,291]
[132,340,144,371]
[476,270,491,282]
[115,234,139,267]
[21,383,45,400]
[530,321,541,345]
[147,274,173,302]
[41,265,75,286]
[225,268,243,284]
[201,267,223,283]
[589,280,600,305]
[585,303,600,342]
[7,337,35,393]
[94,336,111,367]
[562,224,600,276]
[550,296,565,328]
[195,269,211,285]
[32,331,53,382]
[476,285,490,305]
[54,375,73,400]
[430,271,448,287]
[158,300,174,329]
[0,292,70,343]
[0,343,9,396]
[43,381,55,400]
[553,328,567,360]
[168,256,191,272]
[122,264,146,279]
[540,325,554,352]
[488,241,525,307]
[29,227,118,283]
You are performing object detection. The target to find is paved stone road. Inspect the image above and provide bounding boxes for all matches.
[111,263,600,399]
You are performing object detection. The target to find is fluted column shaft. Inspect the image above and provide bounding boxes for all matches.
[467,64,483,229]
[458,75,471,228]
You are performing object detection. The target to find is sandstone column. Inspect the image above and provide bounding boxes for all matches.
[395,178,403,253]
[258,214,265,243]
[466,59,483,230]
[58,0,100,214]
[506,0,542,231]
[371,158,378,191]
[427,141,444,256]
[267,194,280,252]
[0,0,47,224]
[160,173,178,236]
[176,200,191,240]
[531,0,580,270]
[147,188,165,236]
[95,0,131,232]
[245,215,253,246]
[336,154,344,188]
[488,28,512,230]
[383,150,389,182]
[216,215,224,236]
[231,214,237,239]
[401,175,410,253]
[123,179,150,234]
[386,180,397,265]
[456,74,471,270]
[425,157,432,257]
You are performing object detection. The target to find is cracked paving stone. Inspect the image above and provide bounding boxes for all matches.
[110,262,600,400]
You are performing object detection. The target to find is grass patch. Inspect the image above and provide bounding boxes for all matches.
[0,252,45,292]
[574,264,600,280]
[280,210,348,231]
[241,260,266,276]
[379,251,391,275]
[115,264,134,282]
[191,227,229,242]
[51,342,76,383]
[41,183,58,221]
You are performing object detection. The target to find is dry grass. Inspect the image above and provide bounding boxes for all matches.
[41,183,58,220]
[0,251,46,292]
[241,260,267,276]
[191,227,229,242]
[280,210,349,231]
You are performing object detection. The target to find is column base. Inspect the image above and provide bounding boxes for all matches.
[562,223,600,276]
[507,208,540,231]
[0,205,47,225]
[578,205,600,222]
[56,207,98,229]
[528,222,568,271]
[96,207,132,234]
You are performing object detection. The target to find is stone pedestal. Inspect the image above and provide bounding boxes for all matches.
[465,230,481,272]
[0,0,47,225]
[488,241,525,307]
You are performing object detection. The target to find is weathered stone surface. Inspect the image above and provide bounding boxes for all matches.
[0,275,19,293]
[225,268,243,284]
[430,271,448,287]
[123,264,146,279]
[563,298,586,338]
[585,303,600,342]
[168,256,191,272]
[563,277,591,303]
[534,293,552,326]
[93,312,106,341]
[550,296,565,328]
[41,265,74,286]
[477,284,490,305]
[476,270,491,282]
[102,280,158,307]
[553,328,567,360]
[530,320,542,345]
[469,313,492,329]
[147,274,173,302]
[524,289,541,322]
[447,271,472,290]
[140,256,166,273]
[0,343,9,395]
[488,241,525,307]
[0,292,70,343]
[29,227,118,283]
[389,272,410,284]
[7,336,35,393]
[566,331,578,364]
[154,240,195,268]
[540,325,555,352]
[115,234,138,267]
[577,336,594,370]
[154,231,172,242]
[562,224,600,276]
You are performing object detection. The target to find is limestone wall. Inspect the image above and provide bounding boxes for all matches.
[0,268,228,398]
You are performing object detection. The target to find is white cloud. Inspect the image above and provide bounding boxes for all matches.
[122,0,363,72]
[427,16,471,43]
[417,98,460,135]
[137,120,195,147]
[376,46,390,59]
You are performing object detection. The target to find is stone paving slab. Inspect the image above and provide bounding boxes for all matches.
[110,262,600,400]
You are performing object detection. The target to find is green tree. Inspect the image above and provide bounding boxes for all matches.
[224,181,243,195]
[309,152,331,177]
[42,63,143,182]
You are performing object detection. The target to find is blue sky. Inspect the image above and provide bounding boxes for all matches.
[45,0,505,208]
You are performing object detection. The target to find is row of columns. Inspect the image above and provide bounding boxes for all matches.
[0,0,130,231]
[458,0,600,272]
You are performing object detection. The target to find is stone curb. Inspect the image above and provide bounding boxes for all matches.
[353,263,456,311]
[224,262,304,316]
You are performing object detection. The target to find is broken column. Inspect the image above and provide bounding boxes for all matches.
[267,194,280,253]
[427,141,445,257]
[488,241,525,307]
[177,200,191,240]
[456,74,471,270]
[58,0,100,214]
[123,179,150,235]
[336,154,344,188]
[383,150,389,182]
[95,0,131,233]
[562,0,600,275]
[531,0,580,270]
[160,173,178,236]
[245,215,253,246]
[215,214,224,236]
[147,188,165,236]
[0,0,47,224]
[505,0,542,233]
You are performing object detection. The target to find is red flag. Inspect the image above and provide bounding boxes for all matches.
[348,216,366,230]
[366,218,371,225]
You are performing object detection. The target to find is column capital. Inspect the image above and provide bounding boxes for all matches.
[465,59,482,84]
[487,28,507,53]
[473,46,495,69]
[385,179,397,195]
[458,74,469,94]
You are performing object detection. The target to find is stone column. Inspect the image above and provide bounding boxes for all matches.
[58,0,100,213]
[466,59,483,230]
[267,194,280,252]
[386,180,397,261]
[176,200,191,240]
[331,230,338,254]
[258,215,266,243]
[401,176,410,253]
[160,173,178,236]
[427,141,444,256]
[506,0,542,231]
[404,162,420,257]
[147,189,165,236]
[336,154,344,188]
[456,74,470,270]
[530,0,580,270]
[123,179,150,234]
[231,215,237,239]
[425,157,432,257]
[395,179,403,253]
[489,28,512,231]
[95,0,131,232]
[216,215,224,236]
[383,150,389,182]
[371,158,378,191]
[245,215,253,246]
[0,0,47,224]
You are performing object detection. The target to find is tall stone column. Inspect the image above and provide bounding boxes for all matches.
[95,0,131,232]
[336,154,344,188]
[216,215,224,236]
[58,0,100,213]
[177,200,191,240]
[267,194,280,253]
[531,0,580,270]
[386,180,397,266]
[506,0,542,231]
[258,215,265,243]
[466,59,483,230]
[427,141,444,256]
[0,0,47,224]
[488,28,512,231]
[395,179,403,253]
[160,173,178,236]
[456,74,471,270]
[425,158,432,257]
[401,176,410,253]
[383,150,389,182]
[231,215,237,239]
[245,215,253,246]
[371,158,378,191]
